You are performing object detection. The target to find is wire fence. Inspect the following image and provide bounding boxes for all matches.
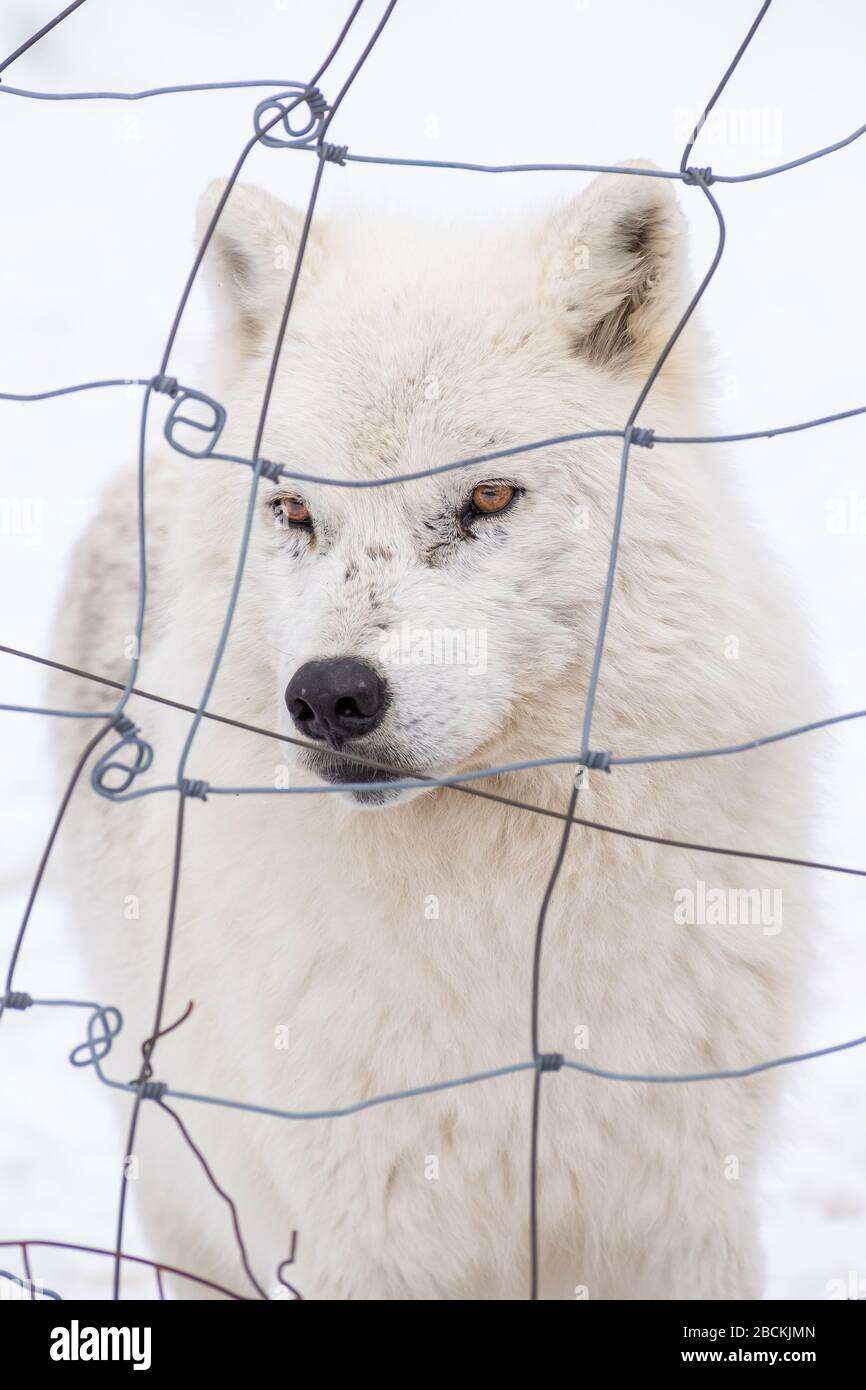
[1,0,864,1301]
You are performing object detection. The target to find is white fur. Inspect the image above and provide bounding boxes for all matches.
[49,166,820,1299]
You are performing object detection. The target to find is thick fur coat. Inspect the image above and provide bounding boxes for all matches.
[49,166,819,1299]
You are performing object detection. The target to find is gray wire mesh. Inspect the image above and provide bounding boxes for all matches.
[1,0,864,1300]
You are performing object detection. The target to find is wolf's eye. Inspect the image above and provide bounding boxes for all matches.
[469,482,516,515]
[456,480,520,539]
[272,494,312,529]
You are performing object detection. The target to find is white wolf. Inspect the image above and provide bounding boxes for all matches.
[49,165,818,1299]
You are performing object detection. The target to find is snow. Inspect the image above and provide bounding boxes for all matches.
[1,0,865,1299]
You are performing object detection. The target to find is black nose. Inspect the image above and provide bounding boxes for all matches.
[285,658,388,746]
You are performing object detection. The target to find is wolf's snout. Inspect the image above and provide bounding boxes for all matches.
[285,658,388,747]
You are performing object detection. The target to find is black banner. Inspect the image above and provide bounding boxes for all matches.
[1,1298,862,1373]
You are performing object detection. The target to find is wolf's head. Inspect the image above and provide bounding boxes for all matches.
[194,165,693,805]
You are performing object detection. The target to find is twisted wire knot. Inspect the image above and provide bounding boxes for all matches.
[92,719,154,797]
[150,374,179,397]
[257,457,284,482]
[2,991,33,1011]
[303,86,329,118]
[321,142,348,165]
[683,166,714,186]
[627,426,655,449]
[581,749,612,772]
[180,778,209,801]
[537,1053,564,1072]
[135,1078,168,1101]
[70,1004,123,1070]
[163,384,227,459]
[254,84,329,148]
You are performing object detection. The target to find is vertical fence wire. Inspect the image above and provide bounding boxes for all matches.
[1,0,865,1300]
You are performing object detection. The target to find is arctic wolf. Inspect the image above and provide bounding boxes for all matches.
[50,165,817,1299]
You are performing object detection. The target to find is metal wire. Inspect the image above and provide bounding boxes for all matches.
[1,0,864,1302]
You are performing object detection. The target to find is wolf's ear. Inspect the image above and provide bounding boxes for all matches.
[544,161,688,369]
[196,179,322,343]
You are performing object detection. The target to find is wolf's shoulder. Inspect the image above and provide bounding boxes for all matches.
[46,451,177,718]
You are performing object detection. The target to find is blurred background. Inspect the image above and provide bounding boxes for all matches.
[0,0,864,1299]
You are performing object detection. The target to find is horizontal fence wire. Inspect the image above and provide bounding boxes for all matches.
[0,1238,254,1302]
[0,0,863,1301]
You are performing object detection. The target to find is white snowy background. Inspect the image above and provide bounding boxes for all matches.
[0,0,864,1300]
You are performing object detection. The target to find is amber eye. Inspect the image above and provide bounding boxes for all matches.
[470,481,516,515]
[272,494,312,529]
